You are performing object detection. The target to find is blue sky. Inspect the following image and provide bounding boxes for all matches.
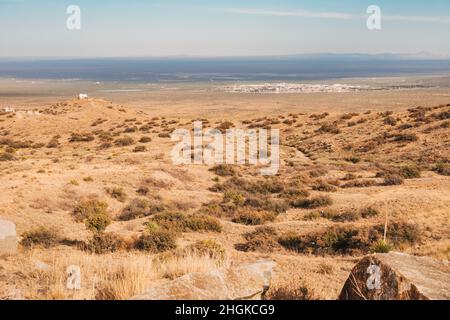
[0,0,449,57]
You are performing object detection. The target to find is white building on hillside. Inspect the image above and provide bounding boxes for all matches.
[77,93,89,100]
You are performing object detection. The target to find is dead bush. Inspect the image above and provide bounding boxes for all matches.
[21,227,61,248]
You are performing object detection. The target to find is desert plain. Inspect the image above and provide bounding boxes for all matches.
[0,75,449,299]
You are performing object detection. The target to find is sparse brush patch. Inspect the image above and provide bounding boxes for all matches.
[150,212,222,232]
[114,136,134,146]
[369,221,421,246]
[0,152,16,161]
[138,136,152,143]
[186,240,226,261]
[21,227,61,248]
[278,226,369,255]
[319,210,360,222]
[244,195,289,214]
[83,176,94,182]
[105,187,127,202]
[317,263,333,275]
[134,230,177,253]
[280,188,310,198]
[209,164,236,177]
[46,136,60,148]
[383,116,397,126]
[290,195,333,209]
[157,132,171,138]
[312,180,337,192]
[341,179,377,188]
[359,207,380,218]
[236,226,279,252]
[118,198,165,221]
[391,133,418,142]
[83,233,124,254]
[382,174,404,186]
[264,283,317,300]
[72,198,108,222]
[232,209,276,225]
[317,123,341,134]
[434,163,450,176]
[308,169,328,178]
[136,186,149,195]
[399,165,421,179]
[69,132,94,142]
[344,156,361,164]
[342,173,357,181]
[133,145,146,152]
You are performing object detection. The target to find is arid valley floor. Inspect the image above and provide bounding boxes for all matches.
[0,77,449,299]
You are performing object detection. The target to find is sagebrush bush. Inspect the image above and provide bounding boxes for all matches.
[134,230,177,253]
[371,240,392,253]
[290,195,333,209]
[72,198,108,222]
[21,227,61,248]
[186,240,226,261]
[237,226,279,252]
[383,174,404,186]
[106,187,127,202]
[83,233,124,254]
[209,164,236,176]
[114,136,134,146]
[85,212,112,233]
[399,165,421,179]
[118,198,165,221]
[232,209,276,225]
[150,212,222,232]
[434,163,450,176]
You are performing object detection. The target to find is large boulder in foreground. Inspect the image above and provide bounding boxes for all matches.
[131,260,276,300]
[0,219,17,256]
[339,252,450,300]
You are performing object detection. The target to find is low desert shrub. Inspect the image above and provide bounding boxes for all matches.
[85,212,112,233]
[83,233,124,254]
[290,195,333,209]
[118,198,165,221]
[382,174,404,186]
[21,227,61,248]
[186,240,226,261]
[72,198,108,222]
[232,209,276,225]
[434,163,450,176]
[237,226,279,252]
[399,165,421,179]
[106,187,127,202]
[371,240,392,253]
[134,230,177,253]
[209,164,236,177]
[114,136,134,146]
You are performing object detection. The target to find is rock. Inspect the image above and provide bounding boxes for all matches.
[339,252,450,300]
[0,219,17,256]
[131,260,276,300]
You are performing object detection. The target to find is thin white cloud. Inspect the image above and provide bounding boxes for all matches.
[218,8,357,20]
[216,7,450,24]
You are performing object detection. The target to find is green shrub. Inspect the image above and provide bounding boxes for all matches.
[185,215,222,232]
[73,198,108,222]
[371,240,392,253]
[21,227,61,248]
[150,212,222,232]
[85,213,111,233]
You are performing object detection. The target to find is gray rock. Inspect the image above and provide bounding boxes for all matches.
[0,219,17,256]
[131,260,276,300]
[339,252,450,300]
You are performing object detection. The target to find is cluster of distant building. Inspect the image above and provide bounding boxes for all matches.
[222,83,365,94]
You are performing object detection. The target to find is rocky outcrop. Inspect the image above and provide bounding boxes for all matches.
[131,260,276,300]
[339,252,450,300]
[0,219,17,256]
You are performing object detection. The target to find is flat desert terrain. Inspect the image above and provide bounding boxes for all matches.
[0,77,449,299]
